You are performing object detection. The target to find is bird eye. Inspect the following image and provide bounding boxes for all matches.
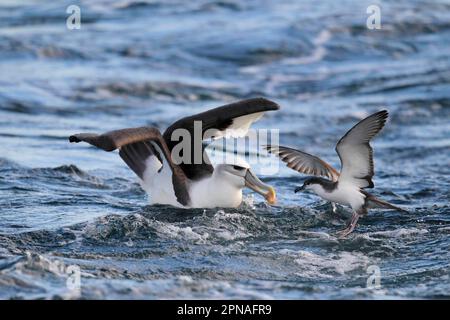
[233,165,245,171]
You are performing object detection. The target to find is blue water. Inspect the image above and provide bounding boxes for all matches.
[0,0,449,299]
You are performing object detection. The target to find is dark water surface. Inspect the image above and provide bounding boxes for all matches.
[0,0,449,299]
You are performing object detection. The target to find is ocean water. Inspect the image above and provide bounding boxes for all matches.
[0,0,449,299]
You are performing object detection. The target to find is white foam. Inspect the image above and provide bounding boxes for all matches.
[152,220,209,243]
[284,250,373,279]
[368,228,428,238]
[296,230,334,240]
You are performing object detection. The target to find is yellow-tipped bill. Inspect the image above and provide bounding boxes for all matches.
[265,186,277,205]
[244,169,277,205]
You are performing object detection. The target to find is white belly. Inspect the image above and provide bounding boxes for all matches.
[315,182,365,211]
[189,177,243,208]
[139,157,243,208]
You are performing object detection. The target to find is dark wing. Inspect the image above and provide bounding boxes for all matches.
[336,110,388,189]
[163,97,280,180]
[265,145,340,181]
[69,127,190,206]
[361,190,407,212]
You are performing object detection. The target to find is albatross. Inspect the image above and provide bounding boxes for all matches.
[266,110,406,237]
[69,98,278,208]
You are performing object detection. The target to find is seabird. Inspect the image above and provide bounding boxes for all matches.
[69,98,278,208]
[266,110,405,237]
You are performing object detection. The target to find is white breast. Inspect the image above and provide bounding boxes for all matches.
[189,174,243,208]
[140,158,243,208]
[313,182,365,211]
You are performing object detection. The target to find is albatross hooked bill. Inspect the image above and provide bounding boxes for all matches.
[244,169,277,205]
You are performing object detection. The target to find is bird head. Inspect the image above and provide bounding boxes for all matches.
[217,163,276,205]
[294,177,322,193]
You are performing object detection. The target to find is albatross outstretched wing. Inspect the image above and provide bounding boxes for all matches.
[265,145,340,181]
[335,110,388,189]
[69,127,190,206]
[163,97,280,180]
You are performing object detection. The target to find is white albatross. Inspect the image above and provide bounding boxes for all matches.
[69,98,278,208]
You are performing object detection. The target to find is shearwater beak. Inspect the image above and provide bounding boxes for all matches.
[244,169,276,205]
[294,185,305,193]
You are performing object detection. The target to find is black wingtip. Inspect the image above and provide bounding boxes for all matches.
[368,110,389,128]
[69,135,81,143]
[250,97,280,111]
[377,109,389,119]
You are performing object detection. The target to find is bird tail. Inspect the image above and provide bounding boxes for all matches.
[363,192,407,212]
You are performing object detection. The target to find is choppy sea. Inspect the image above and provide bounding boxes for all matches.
[0,0,449,299]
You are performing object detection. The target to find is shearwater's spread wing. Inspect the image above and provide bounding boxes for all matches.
[69,127,190,206]
[265,145,339,181]
[335,110,388,188]
[163,98,280,180]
